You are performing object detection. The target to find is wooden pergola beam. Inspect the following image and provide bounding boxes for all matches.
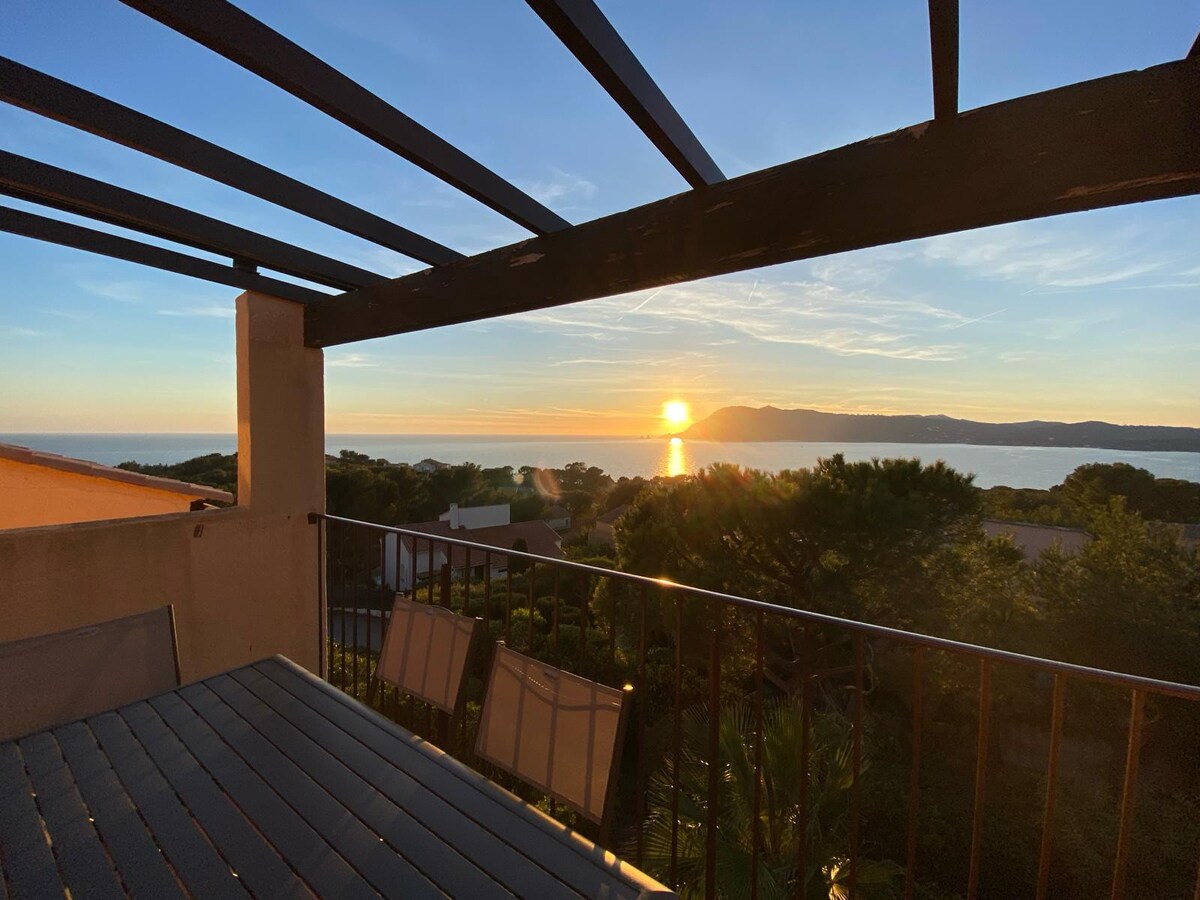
[304,60,1200,348]
[526,0,724,188]
[928,0,960,120]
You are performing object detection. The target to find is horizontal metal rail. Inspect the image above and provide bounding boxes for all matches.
[315,513,1200,702]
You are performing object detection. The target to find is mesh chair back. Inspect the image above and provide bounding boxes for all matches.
[375,595,478,714]
[0,606,180,741]
[475,645,630,824]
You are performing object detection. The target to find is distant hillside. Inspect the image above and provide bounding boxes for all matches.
[681,407,1200,452]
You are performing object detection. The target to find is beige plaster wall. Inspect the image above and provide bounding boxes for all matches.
[0,292,325,683]
[0,459,197,529]
[0,507,319,680]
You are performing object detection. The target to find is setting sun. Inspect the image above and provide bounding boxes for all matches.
[663,400,691,430]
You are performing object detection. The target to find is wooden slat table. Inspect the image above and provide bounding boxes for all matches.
[0,656,674,899]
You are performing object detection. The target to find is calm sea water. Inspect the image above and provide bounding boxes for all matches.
[4,433,1198,489]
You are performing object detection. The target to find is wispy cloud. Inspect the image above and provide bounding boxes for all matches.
[327,353,377,368]
[514,276,967,361]
[79,280,146,303]
[922,225,1169,288]
[157,305,234,319]
[521,169,597,206]
[2,326,47,337]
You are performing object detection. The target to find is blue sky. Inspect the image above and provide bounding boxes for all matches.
[1,0,1197,434]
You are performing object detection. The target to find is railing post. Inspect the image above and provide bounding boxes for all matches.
[967,659,991,900]
[704,597,721,900]
[905,647,925,900]
[1036,674,1067,900]
[1110,689,1146,900]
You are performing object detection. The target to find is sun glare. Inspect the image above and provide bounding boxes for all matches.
[663,400,690,430]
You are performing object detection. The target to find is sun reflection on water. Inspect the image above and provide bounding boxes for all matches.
[661,437,693,478]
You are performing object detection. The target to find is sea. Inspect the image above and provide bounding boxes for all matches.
[3,433,1199,490]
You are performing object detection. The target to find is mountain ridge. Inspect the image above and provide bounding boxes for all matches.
[680,406,1200,453]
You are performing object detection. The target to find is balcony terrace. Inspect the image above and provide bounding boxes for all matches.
[1,1,1198,897]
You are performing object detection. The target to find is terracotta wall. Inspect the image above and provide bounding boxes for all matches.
[0,459,198,529]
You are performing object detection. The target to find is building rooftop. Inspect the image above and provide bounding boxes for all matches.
[0,442,233,504]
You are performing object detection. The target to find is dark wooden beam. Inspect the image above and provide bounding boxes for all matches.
[0,205,330,304]
[305,60,1200,348]
[526,0,724,188]
[0,152,385,291]
[0,57,462,266]
[928,0,960,120]
[121,0,570,235]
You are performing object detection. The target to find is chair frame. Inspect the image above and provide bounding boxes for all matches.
[368,594,482,743]
[474,641,634,843]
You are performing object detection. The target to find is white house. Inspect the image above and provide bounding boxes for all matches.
[544,504,571,532]
[438,502,509,530]
[412,457,450,474]
[383,504,563,591]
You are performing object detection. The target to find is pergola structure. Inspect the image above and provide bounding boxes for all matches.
[2,0,1198,348]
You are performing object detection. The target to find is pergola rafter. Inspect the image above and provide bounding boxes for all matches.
[120,0,571,236]
[525,0,725,188]
[0,205,330,304]
[0,57,461,266]
[0,2,1196,349]
[0,152,384,290]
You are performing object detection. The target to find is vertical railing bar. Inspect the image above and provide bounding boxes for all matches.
[429,537,436,605]
[635,582,649,866]
[849,633,864,899]
[1110,689,1146,900]
[704,597,721,900]
[316,512,326,680]
[610,587,617,667]
[1035,673,1067,900]
[464,546,471,615]
[505,566,513,646]
[484,550,492,618]
[528,561,536,654]
[352,526,360,699]
[796,624,812,898]
[904,647,925,900]
[553,568,561,662]
[375,534,384,712]
[967,659,992,900]
[341,522,350,692]
[579,571,589,676]
[669,595,683,888]
[751,609,765,900]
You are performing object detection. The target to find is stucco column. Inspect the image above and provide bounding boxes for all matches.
[236,292,324,515]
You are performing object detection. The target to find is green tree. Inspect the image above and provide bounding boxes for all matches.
[640,699,901,899]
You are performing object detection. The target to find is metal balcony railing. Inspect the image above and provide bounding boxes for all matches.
[312,513,1200,900]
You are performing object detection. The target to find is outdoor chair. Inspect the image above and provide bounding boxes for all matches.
[475,644,633,841]
[0,605,180,741]
[372,594,480,719]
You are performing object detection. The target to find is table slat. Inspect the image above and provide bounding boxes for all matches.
[0,742,64,899]
[254,659,645,899]
[88,710,250,900]
[18,732,125,900]
[148,691,379,900]
[181,680,450,899]
[54,721,186,900]
[118,700,314,900]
